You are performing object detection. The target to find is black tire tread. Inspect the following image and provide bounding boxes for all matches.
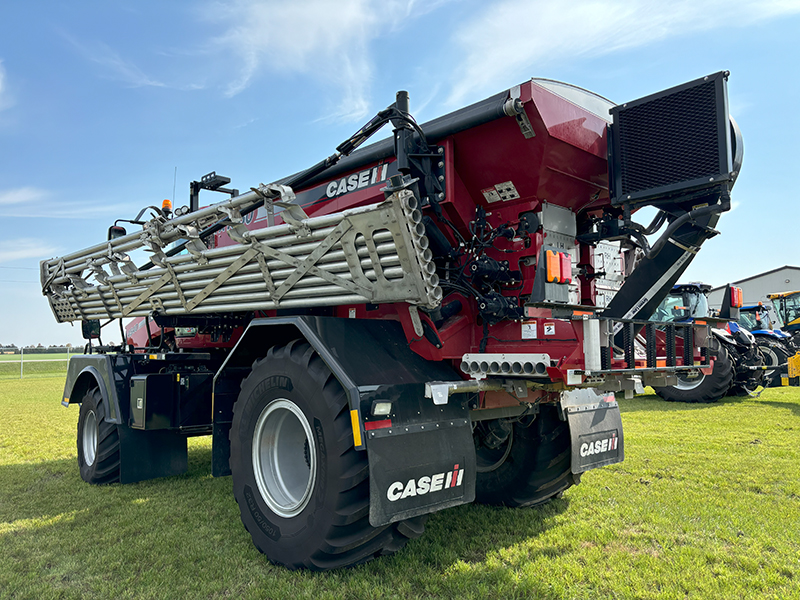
[78,387,120,485]
[231,340,426,570]
[476,406,575,508]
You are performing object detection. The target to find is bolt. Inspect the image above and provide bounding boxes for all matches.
[438,161,444,168]
[438,147,444,154]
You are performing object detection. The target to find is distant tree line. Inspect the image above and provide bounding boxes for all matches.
[0,344,74,355]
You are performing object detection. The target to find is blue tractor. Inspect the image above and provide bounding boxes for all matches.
[649,283,764,402]
[736,303,796,387]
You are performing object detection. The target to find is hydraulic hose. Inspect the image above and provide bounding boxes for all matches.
[646,199,729,260]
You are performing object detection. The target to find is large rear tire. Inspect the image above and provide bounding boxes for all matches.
[230,340,426,570]
[653,339,733,403]
[756,337,791,387]
[474,405,576,507]
[77,387,120,484]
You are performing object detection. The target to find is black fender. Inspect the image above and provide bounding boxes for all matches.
[214,316,460,420]
[62,355,130,424]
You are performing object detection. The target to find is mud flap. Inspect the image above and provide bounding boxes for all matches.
[365,384,476,527]
[560,388,624,474]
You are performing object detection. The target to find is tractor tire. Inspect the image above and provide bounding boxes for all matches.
[229,339,426,571]
[77,387,120,484]
[474,405,576,507]
[756,337,791,387]
[653,339,733,403]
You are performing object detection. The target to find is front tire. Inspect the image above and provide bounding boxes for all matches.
[230,340,426,570]
[475,405,576,507]
[77,387,120,484]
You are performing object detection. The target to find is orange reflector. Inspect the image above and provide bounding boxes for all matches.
[559,252,572,283]
[546,250,560,283]
[350,409,362,447]
[730,286,744,308]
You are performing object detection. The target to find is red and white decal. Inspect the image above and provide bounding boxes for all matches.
[325,164,389,198]
[579,433,619,457]
[386,464,465,502]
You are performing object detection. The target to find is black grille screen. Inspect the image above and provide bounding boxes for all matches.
[612,77,728,201]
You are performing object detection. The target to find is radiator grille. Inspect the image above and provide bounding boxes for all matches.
[610,73,729,203]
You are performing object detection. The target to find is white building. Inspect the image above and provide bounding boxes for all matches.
[708,265,800,309]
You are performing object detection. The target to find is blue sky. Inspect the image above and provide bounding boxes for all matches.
[1,0,799,347]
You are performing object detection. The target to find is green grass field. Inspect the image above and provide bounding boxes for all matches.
[0,354,71,379]
[1,377,799,599]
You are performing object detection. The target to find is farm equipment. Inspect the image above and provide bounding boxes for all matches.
[649,283,764,402]
[767,291,800,338]
[738,302,799,386]
[43,72,742,570]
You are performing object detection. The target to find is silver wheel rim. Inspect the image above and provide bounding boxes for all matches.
[252,399,317,518]
[675,372,705,391]
[83,410,98,466]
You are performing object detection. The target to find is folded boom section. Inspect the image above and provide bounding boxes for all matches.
[41,190,441,322]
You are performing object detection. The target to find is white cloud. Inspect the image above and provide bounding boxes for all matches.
[0,201,131,219]
[447,0,800,106]
[0,187,48,205]
[0,238,59,263]
[62,33,166,89]
[205,0,379,121]
[0,187,131,218]
[61,33,205,91]
[204,0,453,122]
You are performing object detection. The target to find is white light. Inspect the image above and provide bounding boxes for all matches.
[372,401,392,416]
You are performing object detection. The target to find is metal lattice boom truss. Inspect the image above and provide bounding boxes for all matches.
[41,187,442,323]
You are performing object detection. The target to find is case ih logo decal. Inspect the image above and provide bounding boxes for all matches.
[325,165,389,198]
[386,464,465,502]
[579,432,619,458]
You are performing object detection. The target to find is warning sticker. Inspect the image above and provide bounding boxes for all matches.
[521,322,537,339]
[481,181,520,203]
[544,322,556,336]
[481,188,501,203]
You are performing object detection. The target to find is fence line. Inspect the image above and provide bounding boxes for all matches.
[1,348,72,379]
